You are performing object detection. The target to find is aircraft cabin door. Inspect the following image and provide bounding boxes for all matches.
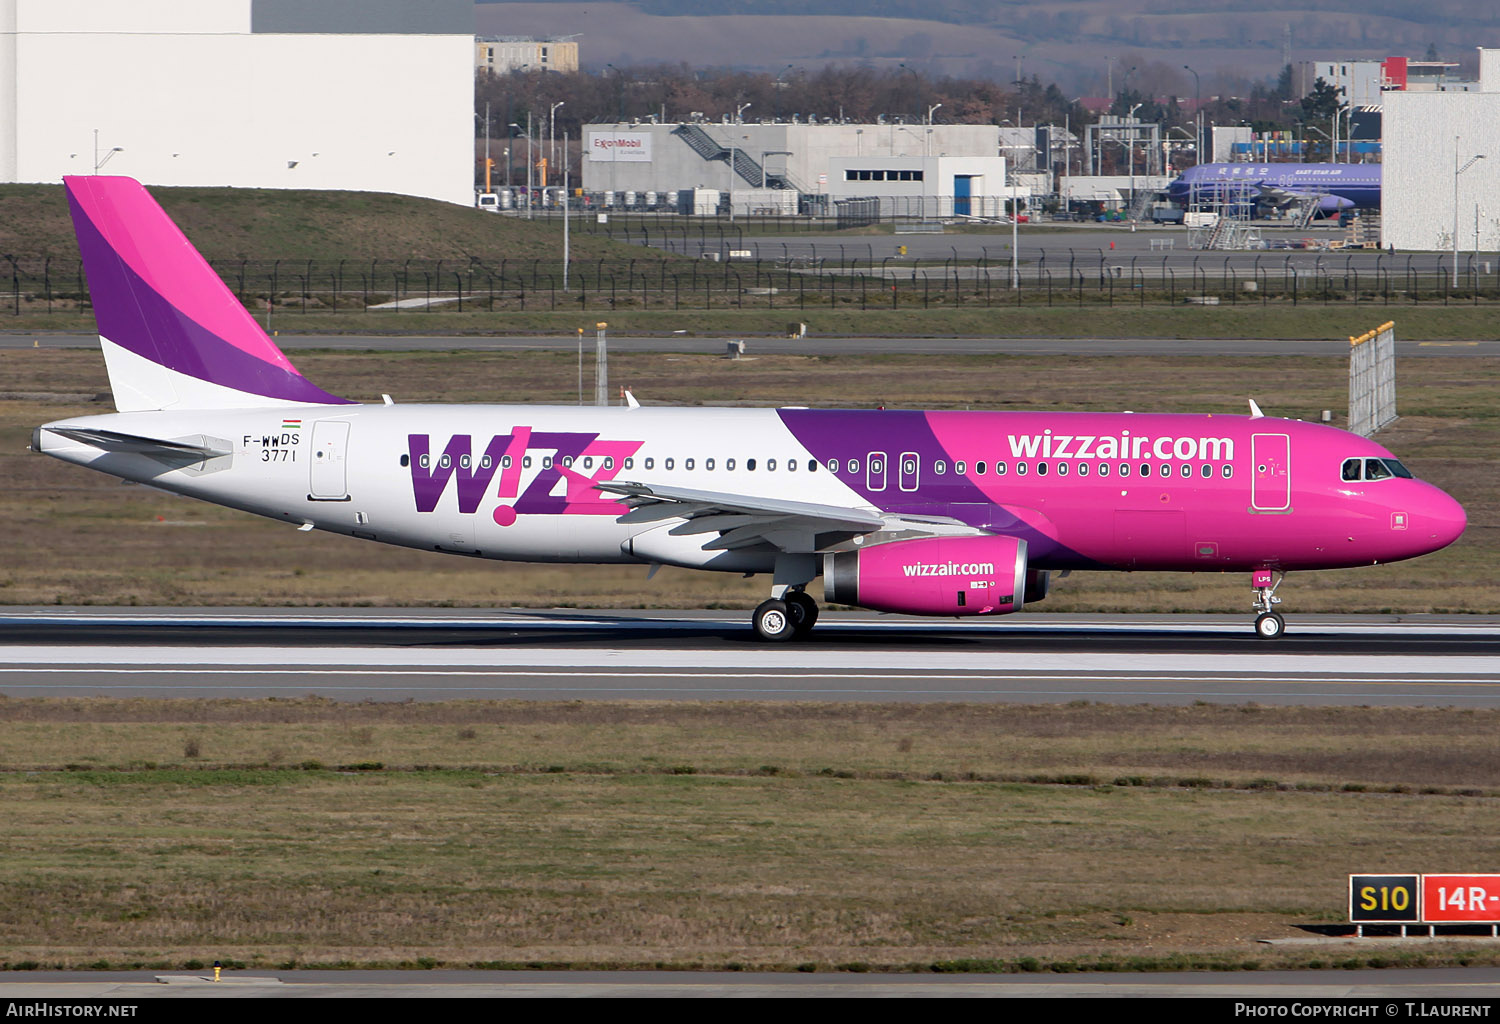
[1250,433,1290,511]
[309,420,351,500]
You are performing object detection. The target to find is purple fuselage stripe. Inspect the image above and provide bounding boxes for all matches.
[70,207,351,406]
[776,408,1097,564]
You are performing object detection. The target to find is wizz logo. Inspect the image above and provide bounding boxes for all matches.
[408,429,642,518]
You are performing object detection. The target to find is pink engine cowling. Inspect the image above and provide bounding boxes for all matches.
[823,536,1029,616]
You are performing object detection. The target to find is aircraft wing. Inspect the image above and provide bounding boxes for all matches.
[41,426,232,459]
[596,479,981,553]
[1254,184,1305,209]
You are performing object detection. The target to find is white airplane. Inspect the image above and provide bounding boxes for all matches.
[33,177,1466,640]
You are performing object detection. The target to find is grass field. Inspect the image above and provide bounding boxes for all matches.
[10,301,1500,341]
[3,347,1495,613]
[2,699,1499,971]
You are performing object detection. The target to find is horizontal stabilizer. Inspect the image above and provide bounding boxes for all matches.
[44,426,232,459]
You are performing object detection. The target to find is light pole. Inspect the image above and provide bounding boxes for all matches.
[926,102,942,125]
[549,101,565,190]
[1127,102,1142,220]
[1454,139,1485,288]
[773,64,794,119]
[92,129,123,173]
[1183,65,1201,164]
[728,102,751,221]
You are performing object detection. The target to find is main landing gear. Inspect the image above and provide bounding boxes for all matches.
[1253,570,1286,639]
[752,589,819,641]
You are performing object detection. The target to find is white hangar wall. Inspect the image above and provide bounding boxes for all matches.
[0,0,474,205]
[1383,61,1500,253]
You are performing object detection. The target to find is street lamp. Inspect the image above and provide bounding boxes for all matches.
[728,103,752,221]
[1183,65,1201,164]
[549,101,565,189]
[1454,140,1485,288]
[926,103,942,125]
[1127,102,1143,219]
[92,129,123,173]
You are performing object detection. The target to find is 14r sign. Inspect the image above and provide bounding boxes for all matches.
[1423,875,1500,923]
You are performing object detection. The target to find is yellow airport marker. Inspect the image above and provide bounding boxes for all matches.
[213,960,221,982]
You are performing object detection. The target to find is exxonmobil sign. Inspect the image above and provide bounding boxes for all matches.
[587,132,653,162]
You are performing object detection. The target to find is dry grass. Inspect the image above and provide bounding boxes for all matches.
[3,349,1495,612]
[1,699,1499,970]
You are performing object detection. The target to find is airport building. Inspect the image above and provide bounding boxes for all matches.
[580,120,1010,214]
[0,0,475,205]
[475,37,579,75]
[1382,49,1500,252]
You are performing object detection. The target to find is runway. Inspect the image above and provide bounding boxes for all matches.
[1,609,1497,705]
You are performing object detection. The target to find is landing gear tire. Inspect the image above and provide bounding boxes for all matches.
[786,592,819,637]
[1254,612,1286,639]
[752,598,796,642]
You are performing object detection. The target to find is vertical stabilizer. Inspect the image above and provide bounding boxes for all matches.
[64,175,353,411]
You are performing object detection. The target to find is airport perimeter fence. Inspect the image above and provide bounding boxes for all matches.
[7,251,1500,317]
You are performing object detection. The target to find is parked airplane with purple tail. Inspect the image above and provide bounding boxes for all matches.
[35,176,1461,640]
[1167,162,1381,217]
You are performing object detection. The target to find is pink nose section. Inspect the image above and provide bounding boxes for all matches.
[1422,489,1467,551]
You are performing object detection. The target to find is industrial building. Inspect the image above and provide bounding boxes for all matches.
[580,119,1011,214]
[0,0,474,206]
[475,37,579,75]
[1383,49,1500,252]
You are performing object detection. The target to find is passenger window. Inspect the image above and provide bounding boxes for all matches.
[1139,464,1150,477]
[664,458,674,470]
[583,456,593,469]
[561,456,573,468]
[706,458,715,470]
[524,456,534,469]
[934,460,947,475]
[1016,462,1028,476]
[644,457,654,470]
[995,461,1007,476]
[439,454,452,469]
[976,461,987,475]
[767,459,776,471]
[1364,458,1393,481]
[1119,463,1130,477]
[1180,464,1192,479]
[747,459,757,471]
[826,459,838,472]
[401,454,411,467]
[1077,462,1089,477]
[1342,458,1362,482]
[727,458,736,470]
[1200,464,1211,479]
[541,456,552,469]
[787,458,796,471]
[955,460,966,474]
[603,456,613,470]
[1098,462,1110,478]
[808,460,818,472]
[847,459,859,473]
[1056,462,1068,477]
[1159,464,1171,478]
[1037,462,1048,476]
[1222,465,1233,479]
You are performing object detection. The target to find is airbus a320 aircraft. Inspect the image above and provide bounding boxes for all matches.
[35,177,1465,640]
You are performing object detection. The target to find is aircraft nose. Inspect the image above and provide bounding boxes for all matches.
[1417,486,1467,552]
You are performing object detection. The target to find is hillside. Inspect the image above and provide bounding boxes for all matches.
[0,183,651,263]
[477,1,1496,92]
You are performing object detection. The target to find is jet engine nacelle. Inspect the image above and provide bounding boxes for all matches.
[823,535,1028,616]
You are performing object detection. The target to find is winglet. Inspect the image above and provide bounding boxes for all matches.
[1248,398,1265,419]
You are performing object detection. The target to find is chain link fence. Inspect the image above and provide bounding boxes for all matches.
[5,251,1499,316]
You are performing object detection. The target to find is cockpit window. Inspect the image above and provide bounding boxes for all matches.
[1382,459,1413,479]
[1341,458,1362,482]
[1345,457,1414,482]
[1364,458,1393,481]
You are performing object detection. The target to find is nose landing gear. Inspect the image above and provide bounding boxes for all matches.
[1252,570,1285,639]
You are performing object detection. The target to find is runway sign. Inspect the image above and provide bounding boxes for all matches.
[1349,874,1420,923]
[1422,874,1500,923]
